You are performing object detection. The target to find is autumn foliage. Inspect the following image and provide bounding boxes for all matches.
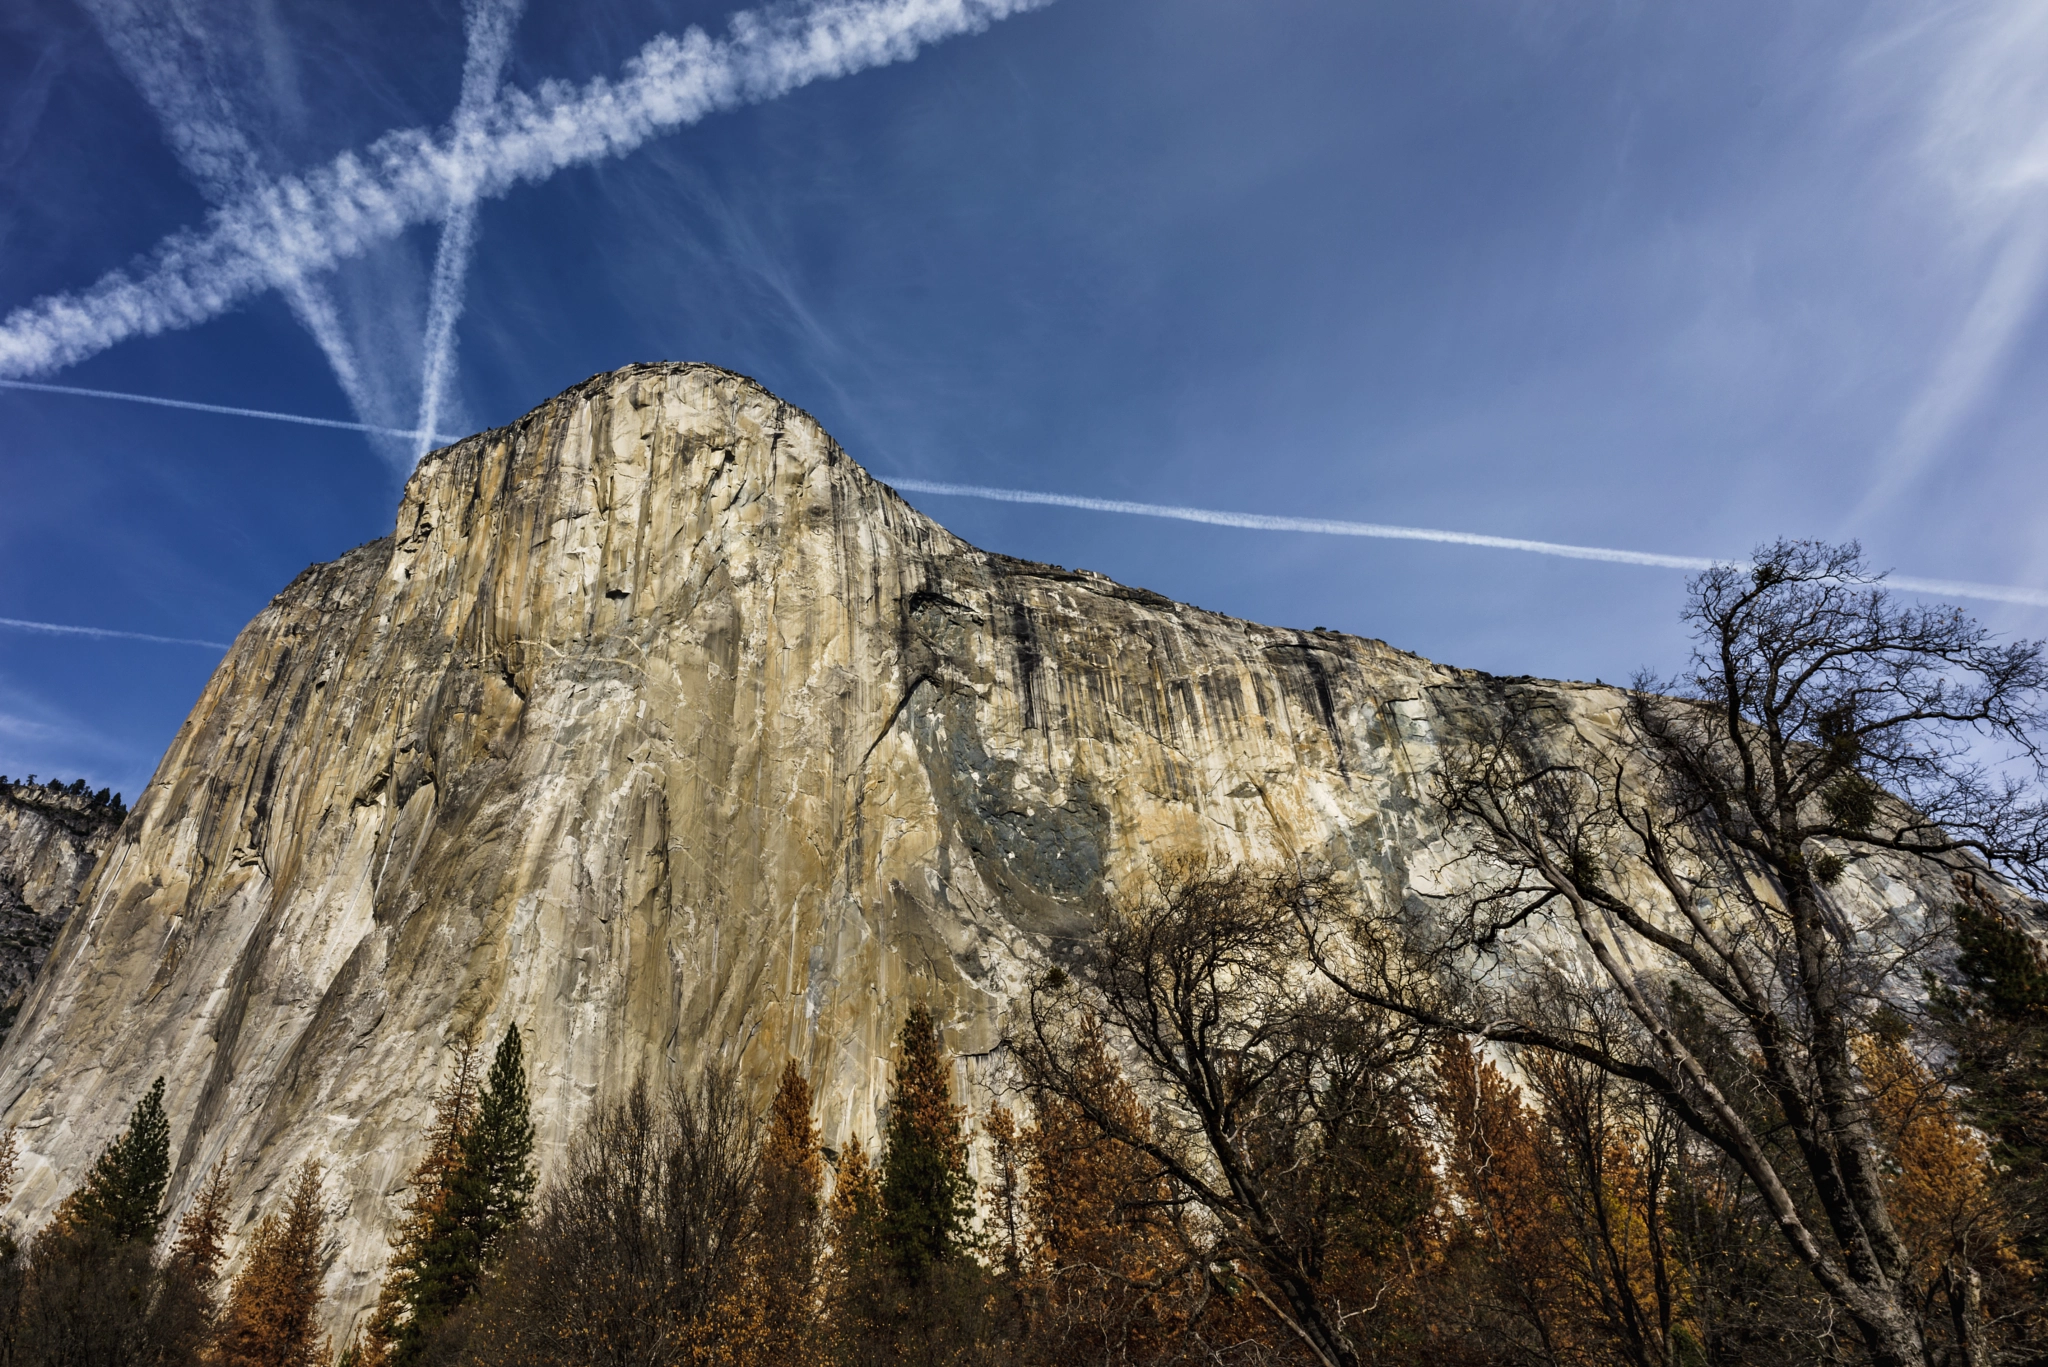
[216,1161,331,1367]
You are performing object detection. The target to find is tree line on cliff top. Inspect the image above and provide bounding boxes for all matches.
[4,539,2048,1366]
[0,776,125,821]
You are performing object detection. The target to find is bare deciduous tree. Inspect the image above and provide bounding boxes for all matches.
[1015,865,1434,1367]
[460,1066,760,1365]
[1301,540,2048,1367]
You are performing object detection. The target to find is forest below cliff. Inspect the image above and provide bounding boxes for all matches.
[0,928,2043,1367]
[5,540,2048,1367]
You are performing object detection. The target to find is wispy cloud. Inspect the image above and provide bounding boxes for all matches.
[0,680,159,797]
[887,478,2048,610]
[0,0,1051,382]
[890,478,1725,569]
[414,0,527,461]
[0,616,228,649]
[1852,1,2048,522]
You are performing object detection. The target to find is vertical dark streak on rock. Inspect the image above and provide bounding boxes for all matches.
[180,911,274,1175]
[1007,598,1044,734]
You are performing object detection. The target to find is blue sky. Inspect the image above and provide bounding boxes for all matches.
[2,0,2045,798]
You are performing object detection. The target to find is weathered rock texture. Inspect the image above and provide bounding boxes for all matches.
[0,782,122,1029]
[0,363,1958,1333]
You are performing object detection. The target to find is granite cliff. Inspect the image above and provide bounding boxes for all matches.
[0,363,1959,1333]
[0,780,123,1032]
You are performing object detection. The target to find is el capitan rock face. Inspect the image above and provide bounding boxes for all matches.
[0,362,1951,1331]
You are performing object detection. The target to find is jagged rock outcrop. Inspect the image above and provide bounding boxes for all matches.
[0,781,123,1030]
[0,363,1959,1334]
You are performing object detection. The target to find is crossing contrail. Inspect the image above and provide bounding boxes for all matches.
[0,379,456,443]
[77,0,401,450]
[0,617,229,650]
[0,0,1051,380]
[884,478,2048,609]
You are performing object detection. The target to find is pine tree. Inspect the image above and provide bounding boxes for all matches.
[878,1005,973,1282]
[165,1164,233,1290]
[216,1161,329,1367]
[439,1025,537,1301]
[65,1077,173,1246]
[363,1035,481,1365]
[681,1062,827,1367]
[824,1135,889,1363]
[758,1057,825,1292]
[763,1059,825,1221]
[13,1086,172,1366]
[365,1026,534,1364]
[983,1106,1025,1282]
[1019,1033,1192,1360]
[1434,1041,1589,1363]
[831,1136,883,1258]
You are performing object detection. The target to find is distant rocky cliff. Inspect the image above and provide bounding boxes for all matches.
[0,781,122,1032]
[0,363,1958,1336]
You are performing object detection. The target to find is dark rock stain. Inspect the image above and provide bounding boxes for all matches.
[1005,600,1046,734]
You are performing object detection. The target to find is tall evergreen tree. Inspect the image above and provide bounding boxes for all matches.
[365,1026,534,1364]
[363,1035,481,1366]
[824,1135,890,1364]
[440,1024,538,1301]
[144,1163,235,1364]
[760,1058,825,1281]
[7,1083,173,1365]
[878,1005,972,1281]
[753,1059,825,1362]
[65,1078,172,1247]
[762,1059,825,1221]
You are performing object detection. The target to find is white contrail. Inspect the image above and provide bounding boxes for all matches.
[415,208,481,461]
[13,373,2042,612]
[886,478,2048,609]
[415,0,527,460]
[887,479,1726,568]
[0,617,229,650]
[0,0,1051,379]
[0,378,456,443]
[77,0,392,442]
[1883,575,2048,608]
[1849,1,2048,525]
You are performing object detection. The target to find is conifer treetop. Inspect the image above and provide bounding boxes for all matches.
[879,1004,973,1279]
[72,1075,172,1246]
[765,1058,824,1205]
[365,1024,536,1365]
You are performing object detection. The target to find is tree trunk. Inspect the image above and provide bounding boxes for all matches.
[1847,1280,1929,1367]
[1947,1258,1989,1367]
